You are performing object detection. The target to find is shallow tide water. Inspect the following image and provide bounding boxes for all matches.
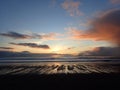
[0,58,120,75]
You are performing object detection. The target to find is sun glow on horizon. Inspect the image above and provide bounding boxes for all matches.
[51,46,62,54]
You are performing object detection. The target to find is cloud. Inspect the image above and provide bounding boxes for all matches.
[0,51,59,57]
[61,0,82,16]
[110,0,120,4]
[34,33,58,40]
[0,31,59,40]
[0,47,13,50]
[67,47,75,50]
[79,47,120,56]
[68,9,120,46]
[10,42,50,49]
[66,27,82,35]
[0,32,33,39]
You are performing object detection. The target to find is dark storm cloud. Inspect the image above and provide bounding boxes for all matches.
[79,47,120,56]
[0,47,13,49]
[0,32,33,39]
[10,42,50,49]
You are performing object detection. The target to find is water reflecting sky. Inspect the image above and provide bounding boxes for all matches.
[0,61,120,75]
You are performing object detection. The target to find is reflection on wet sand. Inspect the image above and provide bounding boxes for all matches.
[0,62,120,75]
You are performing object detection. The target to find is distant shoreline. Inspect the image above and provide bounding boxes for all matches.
[0,58,120,63]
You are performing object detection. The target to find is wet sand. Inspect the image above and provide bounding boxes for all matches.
[0,62,120,90]
[0,62,120,74]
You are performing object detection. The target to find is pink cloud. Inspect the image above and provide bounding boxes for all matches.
[110,0,120,4]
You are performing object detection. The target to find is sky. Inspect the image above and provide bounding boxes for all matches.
[0,0,120,56]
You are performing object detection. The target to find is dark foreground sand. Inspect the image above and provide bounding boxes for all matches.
[0,73,120,90]
[0,62,120,90]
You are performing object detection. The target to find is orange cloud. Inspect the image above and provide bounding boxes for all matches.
[61,0,82,16]
[68,9,120,46]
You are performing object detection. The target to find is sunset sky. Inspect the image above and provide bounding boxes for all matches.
[0,0,120,55]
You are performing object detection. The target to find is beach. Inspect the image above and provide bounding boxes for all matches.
[0,73,120,90]
[0,61,120,90]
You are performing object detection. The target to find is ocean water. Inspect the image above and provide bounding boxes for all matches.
[0,57,120,75]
